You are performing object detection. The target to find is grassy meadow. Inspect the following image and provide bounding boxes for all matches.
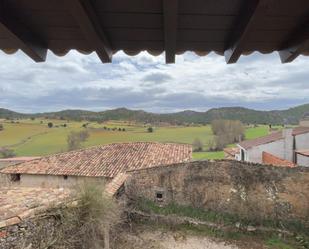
[0,118,272,160]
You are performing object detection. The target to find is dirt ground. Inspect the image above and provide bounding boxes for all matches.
[114,225,267,249]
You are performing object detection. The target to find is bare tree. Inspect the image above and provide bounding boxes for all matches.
[192,138,203,152]
[67,130,90,151]
[210,119,245,150]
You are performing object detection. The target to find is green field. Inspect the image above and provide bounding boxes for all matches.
[0,119,272,160]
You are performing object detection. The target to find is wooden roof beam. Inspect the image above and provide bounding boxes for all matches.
[279,15,309,63]
[163,0,178,64]
[67,0,112,63]
[224,0,268,64]
[0,3,47,62]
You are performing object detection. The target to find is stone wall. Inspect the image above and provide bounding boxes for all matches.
[1,174,108,188]
[125,160,309,226]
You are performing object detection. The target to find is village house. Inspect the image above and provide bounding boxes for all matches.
[236,127,309,166]
[0,142,192,190]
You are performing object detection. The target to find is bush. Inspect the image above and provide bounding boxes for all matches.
[192,138,203,152]
[0,124,3,131]
[57,183,121,248]
[47,122,53,128]
[147,127,153,133]
[29,183,122,249]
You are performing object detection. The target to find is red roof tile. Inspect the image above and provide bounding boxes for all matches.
[296,150,309,157]
[262,152,295,168]
[0,157,40,162]
[238,131,283,150]
[292,126,309,136]
[238,127,309,150]
[0,142,192,178]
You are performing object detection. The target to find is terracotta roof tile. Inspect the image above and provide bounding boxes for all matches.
[223,147,240,156]
[0,142,192,178]
[238,127,309,150]
[238,131,283,150]
[296,150,309,157]
[292,126,309,136]
[262,152,295,168]
[0,157,40,162]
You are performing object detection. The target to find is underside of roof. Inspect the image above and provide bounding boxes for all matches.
[0,0,308,64]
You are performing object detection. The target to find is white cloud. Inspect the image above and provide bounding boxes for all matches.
[0,49,308,113]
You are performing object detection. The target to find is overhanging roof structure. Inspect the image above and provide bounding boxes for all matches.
[0,0,308,64]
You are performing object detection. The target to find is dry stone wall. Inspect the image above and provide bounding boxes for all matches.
[125,160,309,227]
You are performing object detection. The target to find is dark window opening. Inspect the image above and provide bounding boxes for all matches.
[11,174,20,182]
[241,149,245,161]
[156,192,163,199]
[63,175,68,180]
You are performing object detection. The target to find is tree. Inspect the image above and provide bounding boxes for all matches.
[0,124,3,131]
[47,122,53,128]
[210,119,245,150]
[192,138,203,152]
[67,130,90,151]
[147,127,153,133]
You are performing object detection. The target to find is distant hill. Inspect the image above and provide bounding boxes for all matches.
[1,104,309,125]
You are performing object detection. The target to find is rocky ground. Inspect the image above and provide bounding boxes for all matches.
[113,224,268,249]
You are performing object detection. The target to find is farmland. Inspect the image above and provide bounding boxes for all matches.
[0,118,272,160]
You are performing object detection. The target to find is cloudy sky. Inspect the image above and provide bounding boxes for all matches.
[0,49,308,113]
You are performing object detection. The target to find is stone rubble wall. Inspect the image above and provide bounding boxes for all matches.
[125,160,309,226]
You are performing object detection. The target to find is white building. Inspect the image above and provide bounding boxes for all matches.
[236,127,309,166]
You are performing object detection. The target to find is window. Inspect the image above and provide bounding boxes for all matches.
[63,175,68,180]
[11,174,20,182]
[156,192,163,201]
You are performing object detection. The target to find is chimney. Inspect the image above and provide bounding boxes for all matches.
[282,128,293,161]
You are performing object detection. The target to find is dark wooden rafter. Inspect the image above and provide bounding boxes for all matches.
[0,1,47,62]
[67,0,112,63]
[163,0,178,63]
[224,0,269,64]
[279,14,309,63]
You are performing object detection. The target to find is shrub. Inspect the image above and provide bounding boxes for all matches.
[29,183,122,249]
[0,124,3,131]
[47,122,53,128]
[147,127,153,133]
[56,183,121,248]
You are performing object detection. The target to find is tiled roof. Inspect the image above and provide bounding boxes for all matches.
[238,131,283,150]
[262,152,295,168]
[105,173,129,196]
[296,150,309,157]
[223,147,240,157]
[0,142,192,178]
[292,126,309,136]
[238,127,309,150]
[0,157,40,162]
[0,187,71,229]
